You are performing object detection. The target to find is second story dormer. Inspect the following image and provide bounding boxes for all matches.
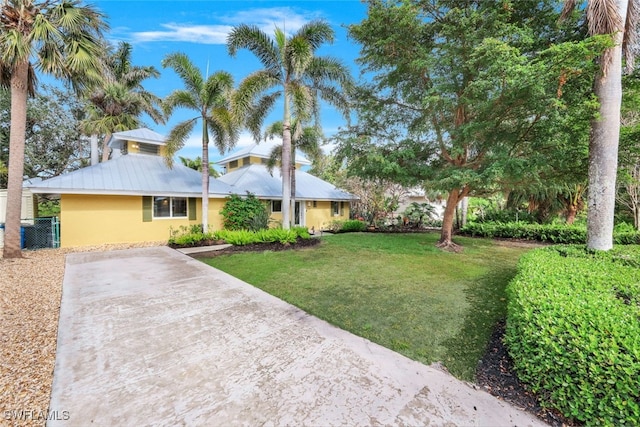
[108,128,167,159]
[217,140,311,174]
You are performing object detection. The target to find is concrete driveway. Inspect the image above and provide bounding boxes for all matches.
[49,246,546,426]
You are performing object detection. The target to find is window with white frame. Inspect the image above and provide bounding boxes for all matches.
[271,200,282,213]
[153,197,187,218]
[332,201,340,216]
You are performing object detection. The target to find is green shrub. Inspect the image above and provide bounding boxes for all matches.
[340,219,367,232]
[220,193,269,231]
[460,221,640,245]
[505,246,640,425]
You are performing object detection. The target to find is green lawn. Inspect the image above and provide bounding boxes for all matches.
[201,232,531,381]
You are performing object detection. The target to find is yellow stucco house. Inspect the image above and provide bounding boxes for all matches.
[25,128,354,247]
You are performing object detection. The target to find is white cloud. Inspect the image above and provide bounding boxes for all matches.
[132,23,232,44]
[129,7,320,45]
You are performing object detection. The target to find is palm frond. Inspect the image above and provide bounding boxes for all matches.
[163,90,198,116]
[285,35,313,77]
[288,81,313,123]
[623,0,640,73]
[227,24,281,76]
[293,20,334,52]
[164,118,197,167]
[162,52,204,97]
[586,0,624,35]
[232,70,280,122]
[246,92,280,142]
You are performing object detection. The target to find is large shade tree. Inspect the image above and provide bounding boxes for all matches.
[341,0,603,250]
[562,0,638,250]
[227,20,351,229]
[83,41,164,162]
[0,0,106,258]
[162,52,239,232]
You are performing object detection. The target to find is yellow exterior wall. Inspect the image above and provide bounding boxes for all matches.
[304,200,349,231]
[265,200,350,231]
[60,194,222,247]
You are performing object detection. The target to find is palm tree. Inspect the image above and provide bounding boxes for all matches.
[178,155,219,178]
[162,52,239,232]
[0,0,106,259]
[263,120,322,223]
[227,20,351,229]
[82,41,165,162]
[562,0,637,250]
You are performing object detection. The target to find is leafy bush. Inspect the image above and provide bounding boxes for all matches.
[169,226,313,247]
[220,193,269,231]
[341,219,367,232]
[402,202,436,227]
[460,221,640,244]
[324,219,366,233]
[505,246,640,425]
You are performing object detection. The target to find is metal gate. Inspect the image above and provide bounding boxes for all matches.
[22,217,60,249]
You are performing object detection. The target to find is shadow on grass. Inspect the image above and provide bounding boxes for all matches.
[441,263,519,381]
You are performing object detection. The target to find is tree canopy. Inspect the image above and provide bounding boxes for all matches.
[338,0,605,249]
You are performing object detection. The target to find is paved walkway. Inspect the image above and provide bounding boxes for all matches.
[49,246,546,426]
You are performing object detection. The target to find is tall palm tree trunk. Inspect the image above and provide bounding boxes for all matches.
[90,134,99,165]
[587,2,627,251]
[3,61,30,258]
[291,151,296,225]
[201,121,210,232]
[281,98,292,230]
[101,133,112,162]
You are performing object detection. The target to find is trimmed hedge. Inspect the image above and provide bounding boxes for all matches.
[460,221,640,245]
[325,219,367,233]
[168,226,310,247]
[505,246,640,425]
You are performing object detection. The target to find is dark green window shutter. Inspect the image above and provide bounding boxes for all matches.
[142,196,152,222]
[188,198,197,220]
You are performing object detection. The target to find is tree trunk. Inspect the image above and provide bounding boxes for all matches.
[281,95,292,230]
[587,0,627,251]
[566,205,578,225]
[90,134,99,165]
[101,133,112,162]
[201,121,209,232]
[438,188,461,249]
[635,205,640,231]
[3,61,30,258]
[291,150,296,225]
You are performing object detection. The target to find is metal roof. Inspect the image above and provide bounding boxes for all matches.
[217,140,311,166]
[109,128,167,147]
[217,164,355,201]
[25,154,235,197]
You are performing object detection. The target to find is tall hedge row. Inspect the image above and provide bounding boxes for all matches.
[505,246,640,425]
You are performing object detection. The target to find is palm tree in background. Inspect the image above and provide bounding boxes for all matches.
[162,52,239,232]
[264,120,323,222]
[562,0,638,250]
[82,41,165,162]
[227,20,352,229]
[179,155,219,178]
[0,0,107,258]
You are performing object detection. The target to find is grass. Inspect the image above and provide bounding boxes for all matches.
[201,232,531,381]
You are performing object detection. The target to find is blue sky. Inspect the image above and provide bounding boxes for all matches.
[92,0,367,161]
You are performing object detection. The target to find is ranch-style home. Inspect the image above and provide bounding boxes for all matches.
[25,128,354,248]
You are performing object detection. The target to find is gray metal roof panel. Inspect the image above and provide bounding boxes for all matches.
[26,154,234,196]
[217,140,311,165]
[217,164,355,200]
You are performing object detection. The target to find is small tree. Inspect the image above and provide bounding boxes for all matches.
[220,193,269,231]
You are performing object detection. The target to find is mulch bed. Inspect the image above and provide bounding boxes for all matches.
[476,320,579,426]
